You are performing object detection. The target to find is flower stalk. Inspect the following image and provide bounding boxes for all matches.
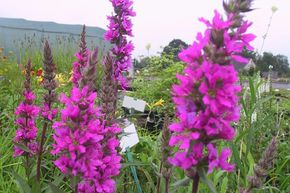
[72,25,89,87]
[169,0,256,190]
[101,54,118,126]
[13,59,40,179]
[36,40,58,181]
[105,0,136,88]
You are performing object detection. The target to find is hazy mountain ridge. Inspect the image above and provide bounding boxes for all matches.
[0,17,110,60]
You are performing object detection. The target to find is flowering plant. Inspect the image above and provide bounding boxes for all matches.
[105,0,136,88]
[169,0,255,191]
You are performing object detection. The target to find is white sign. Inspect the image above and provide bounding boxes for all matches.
[122,96,146,112]
[120,123,139,152]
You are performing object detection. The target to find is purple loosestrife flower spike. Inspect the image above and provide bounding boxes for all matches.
[14,59,40,157]
[72,25,89,87]
[80,47,99,92]
[161,116,172,178]
[52,86,121,193]
[241,137,278,193]
[169,0,256,176]
[161,116,172,193]
[105,0,136,89]
[101,54,118,126]
[37,40,58,181]
[42,40,58,120]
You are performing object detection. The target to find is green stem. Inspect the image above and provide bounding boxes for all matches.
[36,121,48,181]
[192,173,200,193]
[156,162,163,193]
[165,177,170,193]
[24,155,30,180]
[71,176,79,193]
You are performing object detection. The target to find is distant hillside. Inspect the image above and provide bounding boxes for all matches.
[0,17,110,60]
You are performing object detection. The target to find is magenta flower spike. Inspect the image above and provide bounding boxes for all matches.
[52,86,121,192]
[105,0,136,89]
[14,59,40,157]
[72,25,89,87]
[169,0,255,175]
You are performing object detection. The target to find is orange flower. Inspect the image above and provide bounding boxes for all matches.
[36,68,43,76]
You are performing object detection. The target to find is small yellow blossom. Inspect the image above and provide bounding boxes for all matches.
[152,99,165,107]
[36,76,44,84]
[56,73,68,86]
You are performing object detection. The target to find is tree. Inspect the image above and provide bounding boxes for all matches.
[161,39,188,62]
[256,52,290,77]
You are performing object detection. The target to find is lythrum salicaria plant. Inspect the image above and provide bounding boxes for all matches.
[13,59,40,178]
[169,0,255,192]
[36,40,58,181]
[105,0,136,89]
[52,29,121,192]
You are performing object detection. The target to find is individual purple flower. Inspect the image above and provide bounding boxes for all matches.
[207,143,235,173]
[14,60,40,157]
[105,0,136,88]
[169,1,255,175]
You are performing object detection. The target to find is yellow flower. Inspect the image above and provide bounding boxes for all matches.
[56,73,67,86]
[36,76,44,84]
[152,99,165,107]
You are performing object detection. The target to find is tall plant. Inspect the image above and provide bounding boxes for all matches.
[168,0,256,192]
[104,0,136,89]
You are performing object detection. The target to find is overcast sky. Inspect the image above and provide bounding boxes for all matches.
[0,0,289,60]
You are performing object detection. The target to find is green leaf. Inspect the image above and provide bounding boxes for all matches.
[51,174,65,186]
[48,183,66,193]
[220,177,228,193]
[31,181,41,193]
[248,77,257,106]
[122,161,149,168]
[13,142,30,153]
[170,177,190,192]
[12,170,32,193]
[213,170,224,186]
[197,168,218,193]
[247,151,255,176]
[230,142,243,171]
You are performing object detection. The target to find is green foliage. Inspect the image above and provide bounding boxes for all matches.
[132,55,184,114]
[161,39,188,62]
